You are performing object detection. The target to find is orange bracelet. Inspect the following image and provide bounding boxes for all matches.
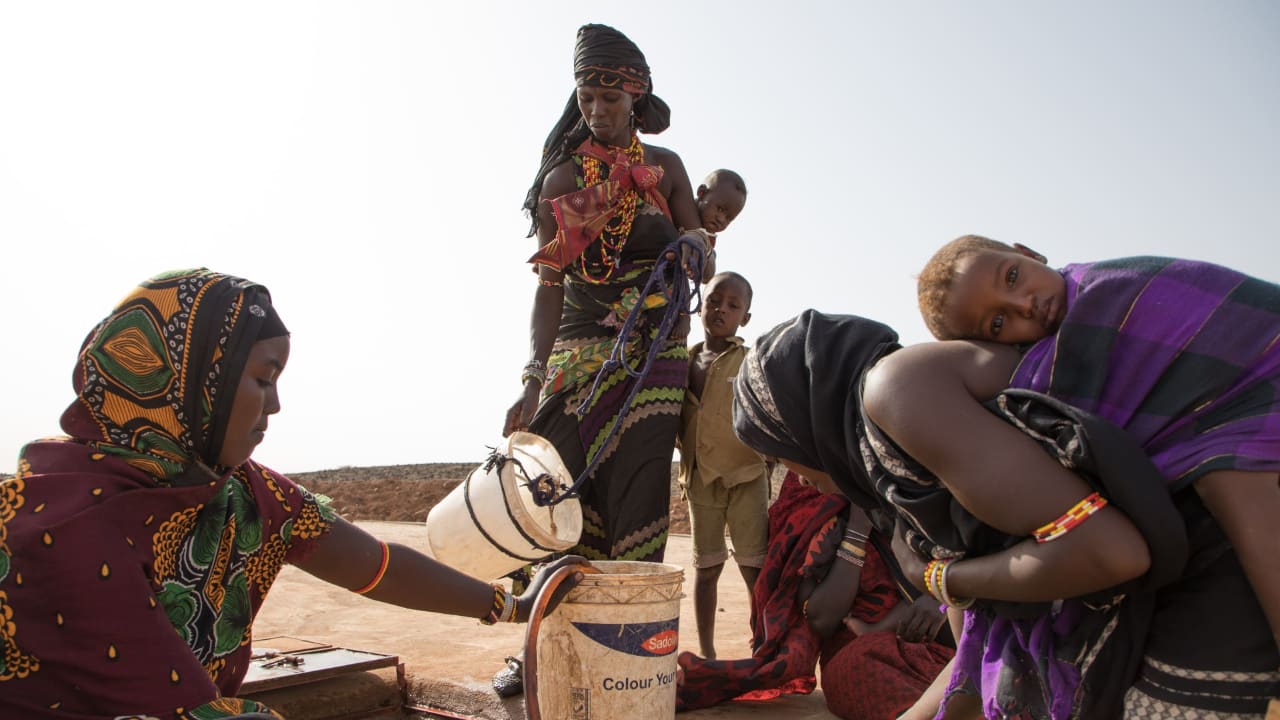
[352,541,390,594]
[1033,492,1109,543]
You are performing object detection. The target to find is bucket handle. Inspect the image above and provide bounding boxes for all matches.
[464,450,568,563]
[523,561,604,720]
[485,448,567,512]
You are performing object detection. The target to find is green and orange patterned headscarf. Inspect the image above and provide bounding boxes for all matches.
[59,268,285,483]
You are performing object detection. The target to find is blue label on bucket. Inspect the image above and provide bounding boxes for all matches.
[570,619,679,657]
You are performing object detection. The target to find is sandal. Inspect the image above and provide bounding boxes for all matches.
[492,655,524,698]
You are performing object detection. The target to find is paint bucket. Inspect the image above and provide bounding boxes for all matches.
[529,561,684,720]
[424,432,581,581]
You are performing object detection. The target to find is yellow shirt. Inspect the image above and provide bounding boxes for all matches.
[678,338,768,489]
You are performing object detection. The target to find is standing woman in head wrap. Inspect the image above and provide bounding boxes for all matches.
[0,269,582,719]
[504,24,713,566]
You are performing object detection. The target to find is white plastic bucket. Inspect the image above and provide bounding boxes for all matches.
[424,432,582,581]
[531,561,684,720]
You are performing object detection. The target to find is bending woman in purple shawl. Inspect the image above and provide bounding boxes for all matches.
[732,307,1277,718]
[873,251,1280,717]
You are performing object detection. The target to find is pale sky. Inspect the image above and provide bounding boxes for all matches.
[3,2,1278,474]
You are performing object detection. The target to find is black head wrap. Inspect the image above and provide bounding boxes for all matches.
[523,23,672,236]
[732,310,902,510]
[573,24,670,134]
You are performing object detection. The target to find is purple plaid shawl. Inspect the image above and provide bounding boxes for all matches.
[1011,256,1280,490]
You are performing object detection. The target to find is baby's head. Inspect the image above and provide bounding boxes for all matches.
[696,169,747,235]
[701,271,753,339]
[918,234,1066,344]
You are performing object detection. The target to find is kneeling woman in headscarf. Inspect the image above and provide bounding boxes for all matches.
[676,466,955,718]
[0,269,583,720]
[677,312,955,719]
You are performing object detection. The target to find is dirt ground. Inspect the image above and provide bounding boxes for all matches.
[292,462,693,535]
[252,523,836,720]
[257,461,819,712]
[252,464,818,719]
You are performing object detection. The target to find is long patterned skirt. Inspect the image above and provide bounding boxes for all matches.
[529,267,687,563]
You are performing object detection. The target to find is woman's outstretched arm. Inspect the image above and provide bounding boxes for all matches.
[296,517,494,617]
[294,517,584,622]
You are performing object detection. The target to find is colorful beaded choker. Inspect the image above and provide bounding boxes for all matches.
[577,134,644,284]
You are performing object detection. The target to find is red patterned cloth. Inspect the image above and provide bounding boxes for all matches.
[677,474,945,715]
[820,630,953,720]
[529,135,670,271]
[677,474,842,710]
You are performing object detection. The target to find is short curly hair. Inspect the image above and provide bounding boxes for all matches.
[917,234,1016,339]
[708,270,753,307]
[704,168,747,197]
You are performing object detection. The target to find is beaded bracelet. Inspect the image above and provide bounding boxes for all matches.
[352,541,390,595]
[521,359,547,388]
[836,519,870,567]
[939,560,974,610]
[499,590,519,623]
[923,559,948,604]
[537,277,563,287]
[836,539,867,567]
[480,583,519,625]
[1033,492,1109,543]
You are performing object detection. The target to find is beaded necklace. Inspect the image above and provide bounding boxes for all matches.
[577,134,644,284]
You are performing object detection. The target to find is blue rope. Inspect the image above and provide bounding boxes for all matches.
[529,236,704,507]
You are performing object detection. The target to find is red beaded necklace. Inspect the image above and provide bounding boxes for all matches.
[577,134,644,284]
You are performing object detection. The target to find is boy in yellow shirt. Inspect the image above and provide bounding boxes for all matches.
[678,271,770,659]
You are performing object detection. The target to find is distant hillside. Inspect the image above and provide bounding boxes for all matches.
[292,462,691,534]
[0,462,796,539]
[289,462,477,486]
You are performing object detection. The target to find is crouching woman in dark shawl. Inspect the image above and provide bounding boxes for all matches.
[678,312,955,719]
[722,310,1238,720]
